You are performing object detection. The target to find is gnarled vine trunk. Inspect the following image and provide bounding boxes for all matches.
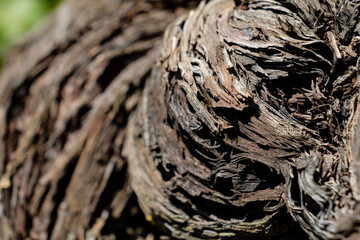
[0,0,360,239]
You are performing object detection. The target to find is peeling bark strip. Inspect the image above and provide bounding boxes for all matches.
[0,0,360,239]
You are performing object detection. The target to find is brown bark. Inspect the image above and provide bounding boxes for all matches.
[0,0,360,240]
[0,0,197,239]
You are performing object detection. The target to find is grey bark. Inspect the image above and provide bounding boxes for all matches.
[0,0,360,239]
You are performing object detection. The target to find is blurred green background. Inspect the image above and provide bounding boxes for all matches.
[0,0,62,69]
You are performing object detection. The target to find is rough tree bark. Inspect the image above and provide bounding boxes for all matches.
[0,0,360,239]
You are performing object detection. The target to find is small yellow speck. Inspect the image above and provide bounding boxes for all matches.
[145,215,153,222]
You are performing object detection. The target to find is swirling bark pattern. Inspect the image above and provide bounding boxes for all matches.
[1,0,360,239]
[126,0,360,239]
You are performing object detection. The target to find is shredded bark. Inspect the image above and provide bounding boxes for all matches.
[0,0,197,239]
[126,0,360,239]
[0,0,360,239]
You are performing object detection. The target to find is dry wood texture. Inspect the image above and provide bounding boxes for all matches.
[0,0,198,239]
[1,0,360,239]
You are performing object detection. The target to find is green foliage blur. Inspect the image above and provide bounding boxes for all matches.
[0,0,62,69]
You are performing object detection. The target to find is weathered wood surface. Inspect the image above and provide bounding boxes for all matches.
[0,0,197,239]
[1,0,360,239]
